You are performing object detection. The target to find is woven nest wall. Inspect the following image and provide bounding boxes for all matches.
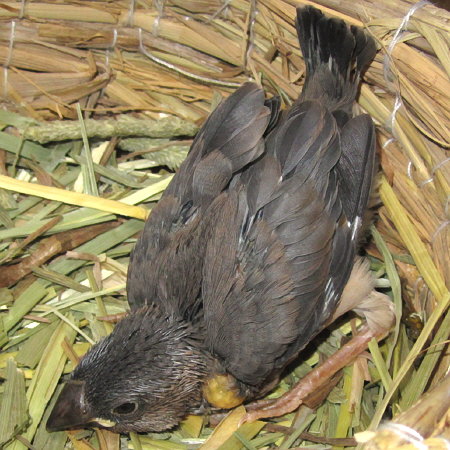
[0,1,449,449]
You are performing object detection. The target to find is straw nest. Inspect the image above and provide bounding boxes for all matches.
[0,0,449,449]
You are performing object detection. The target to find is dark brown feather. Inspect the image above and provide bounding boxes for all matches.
[127,83,272,315]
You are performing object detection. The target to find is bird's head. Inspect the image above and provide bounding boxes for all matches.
[47,304,207,433]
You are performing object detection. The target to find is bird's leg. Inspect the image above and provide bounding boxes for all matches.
[244,325,379,422]
[243,259,395,423]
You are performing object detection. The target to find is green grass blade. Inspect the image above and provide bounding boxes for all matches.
[0,359,28,447]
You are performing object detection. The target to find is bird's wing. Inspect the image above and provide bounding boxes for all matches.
[336,114,375,224]
[202,101,374,386]
[127,83,274,316]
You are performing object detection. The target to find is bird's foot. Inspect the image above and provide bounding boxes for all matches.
[241,280,396,424]
[241,324,380,424]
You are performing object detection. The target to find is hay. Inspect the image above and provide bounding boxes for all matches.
[0,0,449,449]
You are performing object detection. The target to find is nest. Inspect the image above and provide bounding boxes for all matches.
[0,0,449,449]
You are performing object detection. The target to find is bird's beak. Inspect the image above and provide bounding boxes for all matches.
[47,380,96,432]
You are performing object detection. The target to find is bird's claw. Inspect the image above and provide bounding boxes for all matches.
[239,325,385,425]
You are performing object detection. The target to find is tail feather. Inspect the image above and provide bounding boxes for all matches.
[352,26,377,73]
[295,6,376,115]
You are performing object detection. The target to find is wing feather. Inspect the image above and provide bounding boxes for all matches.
[203,103,341,385]
[127,83,274,314]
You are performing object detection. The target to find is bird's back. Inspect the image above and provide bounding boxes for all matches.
[201,6,377,389]
[127,5,377,395]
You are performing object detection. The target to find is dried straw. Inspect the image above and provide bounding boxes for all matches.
[0,0,449,449]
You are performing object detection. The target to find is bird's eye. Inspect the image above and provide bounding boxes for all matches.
[112,402,138,415]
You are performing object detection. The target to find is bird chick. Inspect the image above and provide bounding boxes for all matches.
[48,6,387,434]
